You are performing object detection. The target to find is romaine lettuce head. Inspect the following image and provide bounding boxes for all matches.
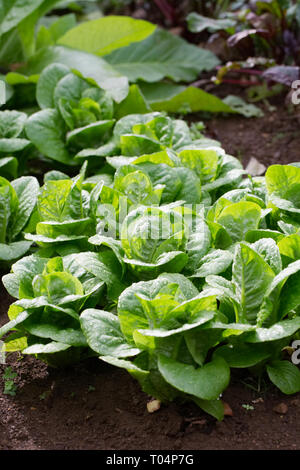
[0,250,128,365]
[120,205,189,278]
[266,164,300,224]
[0,175,39,263]
[24,166,95,252]
[26,64,117,165]
[0,110,30,179]
[117,272,199,343]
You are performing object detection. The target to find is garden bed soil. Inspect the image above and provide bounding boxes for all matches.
[205,90,300,170]
[1,101,300,451]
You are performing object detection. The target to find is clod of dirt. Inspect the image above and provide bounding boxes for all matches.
[184,418,207,435]
[290,399,300,408]
[273,403,288,415]
[147,399,161,413]
[223,401,233,417]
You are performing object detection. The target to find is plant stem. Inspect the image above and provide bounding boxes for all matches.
[221,78,262,86]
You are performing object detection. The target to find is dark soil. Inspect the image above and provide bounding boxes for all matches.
[205,88,300,170]
[1,293,300,450]
[1,86,300,450]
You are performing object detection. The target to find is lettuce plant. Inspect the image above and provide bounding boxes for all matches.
[79,273,230,420]
[24,164,99,256]
[78,235,300,419]
[25,70,246,180]
[0,175,39,263]
[0,248,126,366]
[25,64,116,166]
[0,111,31,179]
[106,113,244,205]
[266,164,300,233]
[120,205,189,279]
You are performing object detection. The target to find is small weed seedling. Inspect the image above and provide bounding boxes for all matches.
[242,404,254,411]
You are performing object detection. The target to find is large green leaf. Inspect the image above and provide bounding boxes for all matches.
[115,84,150,119]
[22,46,129,103]
[216,201,262,243]
[192,397,224,421]
[251,238,282,274]
[118,274,198,342]
[185,329,222,366]
[66,120,115,150]
[22,311,87,347]
[191,249,233,278]
[36,13,76,48]
[213,343,272,368]
[138,302,215,338]
[0,0,44,35]
[0,1,63,61]
[232,243,275,323]
[245,317,300,343]
[10,176,39,239]
[0,176,18,243]
[0,309,30,339]
[178,148,219,182]
[80,309,140,357]
[2,254,48,298]
[267,360,300,394]
[32,271,84,303]
[141,82,236,114]
[278,271,300,318]
[22,341,71,355]
[58,16,156,56]
[71,251,125,301]
[105,29,219,83]
[185,218,211,273]
[25,109,72,165]
[0,240,32,262]
[36,62,70,109]
[0,138,30,153]
[187,12,236,33]
[257,260,300,326]
[266,165,300,214]
[158,355,230,400]
[278,234,300,266]
[0,110,27,137]
[37,179,83,222]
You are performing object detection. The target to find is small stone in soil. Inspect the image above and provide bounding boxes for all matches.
[223,401,233,416]
[290,399,300,407]
[245,157,266,176]
[252,397,264,404]
[273,403,288,415]
[147,399,161,413]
